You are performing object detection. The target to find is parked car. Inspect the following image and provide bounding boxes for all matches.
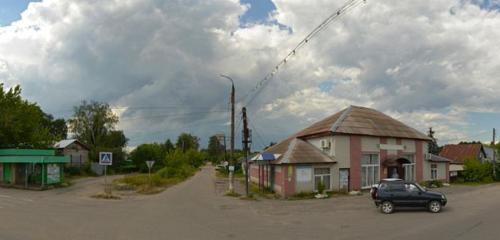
[371,179,447,214]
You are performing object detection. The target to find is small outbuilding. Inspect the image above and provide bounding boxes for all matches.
[0,149,69,189]
[54,139,90,168]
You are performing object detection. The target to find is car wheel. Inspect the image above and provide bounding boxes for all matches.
[428,200,442,213]
[380,201,394,214]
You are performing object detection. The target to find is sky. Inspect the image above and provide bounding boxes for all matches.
[0,0,499,149]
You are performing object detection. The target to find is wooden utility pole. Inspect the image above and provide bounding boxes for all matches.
[493,128,496,179]
[242,107,250,197]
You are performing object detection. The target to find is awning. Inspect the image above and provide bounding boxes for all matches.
[251,152,281,162]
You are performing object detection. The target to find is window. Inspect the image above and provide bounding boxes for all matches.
[361,154,379,189]
[431,164,438,180]
[402,154,415,182]
[405,183,420,193]
[314,167,331,191]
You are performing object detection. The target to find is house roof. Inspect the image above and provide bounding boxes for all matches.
[266,138,335,165]
[54,139,89,150]
[439,144,485,164]
[425,153,452,163]
[296,106,431,140]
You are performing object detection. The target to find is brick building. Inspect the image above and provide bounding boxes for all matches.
[249,106,450,197]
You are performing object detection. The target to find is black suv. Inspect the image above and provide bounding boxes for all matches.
[371,179,447,214]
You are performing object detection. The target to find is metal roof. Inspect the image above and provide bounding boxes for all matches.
[54,139,90,150]
[268,138,336,165]
[439,144,485,164]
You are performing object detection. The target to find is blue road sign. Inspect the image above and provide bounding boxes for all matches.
[99,152,113,165]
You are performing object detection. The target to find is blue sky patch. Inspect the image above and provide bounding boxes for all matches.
[0,0,40,26]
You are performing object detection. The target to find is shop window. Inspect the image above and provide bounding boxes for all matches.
[361,154,379,189]
[431,164,438,180]
[314,168,331,191]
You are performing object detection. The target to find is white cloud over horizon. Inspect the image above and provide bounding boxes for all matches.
[1,0,499,148]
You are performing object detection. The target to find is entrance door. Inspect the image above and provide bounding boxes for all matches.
[339,169,349,192]
[270,166,275,191]
[387,167,405,179]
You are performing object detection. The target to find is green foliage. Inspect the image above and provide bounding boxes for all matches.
[68,101,128,170]
[462,158,494,183]
[160,149,204,178]
[420,180,444,188]
[207,135,224,163]
[129,143,167,172]
[317,181,326,194]
[176,133,200,152]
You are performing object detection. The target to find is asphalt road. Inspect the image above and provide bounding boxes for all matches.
[1,166,500,240]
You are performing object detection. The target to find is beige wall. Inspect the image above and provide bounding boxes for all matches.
[331,135,350,191]
[386,138,397,155]
[402,139,416,153]
[307,136,334,157]
[423,161,447,181]
[361,136,379,152]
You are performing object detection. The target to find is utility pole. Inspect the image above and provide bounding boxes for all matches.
[493,128,496,179]
[220,75,235,192]
[242,107,250,197]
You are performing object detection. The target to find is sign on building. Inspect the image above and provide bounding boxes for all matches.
[47,164,60,184]
[99,152,113,166]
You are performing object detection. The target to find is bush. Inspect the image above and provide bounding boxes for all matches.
[421,180,444,188]
[462,158,494,183]
[317,181,325,194]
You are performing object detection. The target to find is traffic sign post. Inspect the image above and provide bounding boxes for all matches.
[146,160,155,187]
[99,152,113,195]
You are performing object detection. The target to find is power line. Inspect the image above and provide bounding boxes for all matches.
[240,0,367,108]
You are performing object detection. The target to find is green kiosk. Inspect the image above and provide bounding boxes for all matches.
[0,149,69,189]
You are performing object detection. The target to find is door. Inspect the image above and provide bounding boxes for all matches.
[270,166,275,191]
[339,169,349,192]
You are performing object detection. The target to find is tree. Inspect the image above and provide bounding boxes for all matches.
[207,135,223,163]
[43,113,68,140]
[427,127,441,155]
[130,143,165,172]
[164,139,175,153]
[0,84,54,148]
[68,101,119,149]
[176,133,200,152]
[68,101,127,168]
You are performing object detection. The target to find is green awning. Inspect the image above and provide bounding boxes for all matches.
[0,155,69,163]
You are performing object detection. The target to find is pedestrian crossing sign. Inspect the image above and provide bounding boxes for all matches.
[99,152,113,165]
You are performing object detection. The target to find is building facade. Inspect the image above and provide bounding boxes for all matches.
[0,149,69,189]
[249,106,450,197]
[54,139,90,168]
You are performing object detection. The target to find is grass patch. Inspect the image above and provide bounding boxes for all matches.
[113,172,189,195]
[216,168,245,178]
[224,191,241,197]
[91,193,121,200]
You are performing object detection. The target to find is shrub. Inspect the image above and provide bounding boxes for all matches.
[317,181,326,194]
[421,180,443,188]
[462,158,494,183]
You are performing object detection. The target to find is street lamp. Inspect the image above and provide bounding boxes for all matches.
[220,74,235,193]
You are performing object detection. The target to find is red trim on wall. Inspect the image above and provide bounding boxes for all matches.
[380,137,387,178]
[350,136,362,190]
[415,141,424,182]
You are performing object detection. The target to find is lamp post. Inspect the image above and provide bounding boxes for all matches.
[220,74,235,192]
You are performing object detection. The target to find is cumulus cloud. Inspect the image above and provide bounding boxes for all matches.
[0,0,499,147]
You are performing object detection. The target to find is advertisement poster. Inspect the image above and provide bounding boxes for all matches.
[47,164,60,184]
